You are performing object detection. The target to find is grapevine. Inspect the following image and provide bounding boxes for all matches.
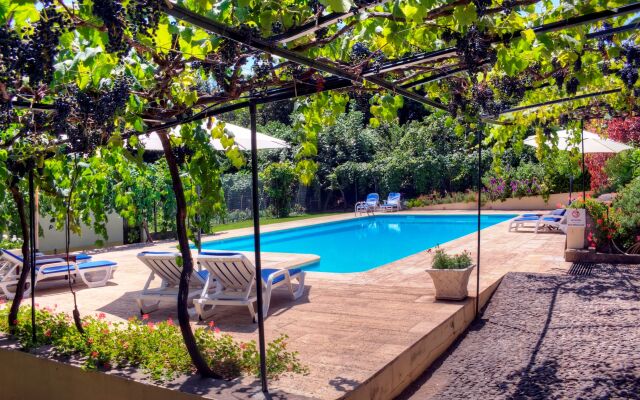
[92,0,130,54]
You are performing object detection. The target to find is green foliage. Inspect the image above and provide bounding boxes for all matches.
[603,149,640,192]
[406,191,478,208]
[0,305,307,381]
[611,177,640,249]
[431,248,473,270]
[570,197,619,251]
[261,162,298,218]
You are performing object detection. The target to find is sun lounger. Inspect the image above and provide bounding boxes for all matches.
[0,249,117,299]
[355,193,379,215]
[381,192,401,212]
[135,251,213,314]
[509,209,567,233]
[194,252,306,322]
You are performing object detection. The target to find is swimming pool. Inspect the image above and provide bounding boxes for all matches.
[201,214,516,273]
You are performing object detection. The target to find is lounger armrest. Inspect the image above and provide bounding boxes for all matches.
[264,269,290,286]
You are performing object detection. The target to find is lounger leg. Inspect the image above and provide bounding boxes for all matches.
[292,273,306,299]
[79,268,112,288]
[249,303,257,323]
[193,300,216,321]
[136,298,160,314]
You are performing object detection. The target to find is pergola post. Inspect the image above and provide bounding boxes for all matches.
[28,168,37,343]
[580,119,586,201]
[249,100,269,393]
[476,127,483,317]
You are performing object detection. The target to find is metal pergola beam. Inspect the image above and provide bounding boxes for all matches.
[162,3,449,112]
[270,0,391,44]
[499,88,622,115]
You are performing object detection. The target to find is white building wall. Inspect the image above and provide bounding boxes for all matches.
[37,213,124,253]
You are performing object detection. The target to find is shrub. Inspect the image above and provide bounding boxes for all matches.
[0,305,307,381]
[260,162,298,218]
[431,248,472,270]
[612,177,640,249]
[570,198,621,251]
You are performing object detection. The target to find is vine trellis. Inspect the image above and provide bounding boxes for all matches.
[1,0,640,394]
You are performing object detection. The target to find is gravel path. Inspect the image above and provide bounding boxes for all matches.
[397,266,640,400]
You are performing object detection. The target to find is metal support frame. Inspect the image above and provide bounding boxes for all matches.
[475,128,482,317]
[580,119,586,201]
[249,101,268,394]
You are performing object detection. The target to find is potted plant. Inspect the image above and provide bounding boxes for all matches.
[426,248,475,300]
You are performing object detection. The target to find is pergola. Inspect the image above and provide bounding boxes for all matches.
[3,0,640,396]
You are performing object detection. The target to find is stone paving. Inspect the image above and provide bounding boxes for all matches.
[397,267,640,400]
[23,211,572,399]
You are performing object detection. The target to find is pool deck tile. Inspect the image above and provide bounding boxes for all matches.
[18,210,571,399]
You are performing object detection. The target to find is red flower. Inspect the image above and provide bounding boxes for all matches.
[596,219,603,225]
[208,321,215,329]
[167,318,174,326]
[142,314,149,321]
[101,329,109,335]
[607,234,612,240]
[97,313,106,320]
[103,362,111,369]
[44,329,52,337]
[87,338,94,345]
[91,351,99,358]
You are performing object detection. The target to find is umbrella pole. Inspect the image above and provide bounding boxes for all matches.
[250,100,269,394]
[580,120,586,201]
[569,175,573,203]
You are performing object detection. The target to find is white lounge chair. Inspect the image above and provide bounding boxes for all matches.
[508,214,543,232]
[355,193,379,215]
[381,192,401,212]
[136,251,214,314]
[0,250,117,299]
[531,209,568,233]
[194,252,306,322]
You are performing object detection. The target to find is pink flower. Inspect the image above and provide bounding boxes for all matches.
[142,314,149,321]
[44,329,51,337]
[87,338,94,345]
[147,322,155,331]
[214,327,220,334]
[208,321,215,329]
[97,313,106,320]
[167,318,174,326]
[101,329,109,335]
[240,343,247,350]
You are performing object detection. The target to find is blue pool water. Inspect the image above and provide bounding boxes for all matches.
[201,214,516,273]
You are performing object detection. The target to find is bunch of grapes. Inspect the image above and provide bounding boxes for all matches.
[473,0,492,15]
[126,0,162,41]
[559,113,569,126]
[551,65,567,91]
[453,25,496,74]
[315,27,329,40]
[309,0,321,13]
[0,27,21,85]
[350,42,371,63]
[218,39,239,64]
[493,75,525,106]
[92,0,130,54]
[11,4,71,86]
[471,83,504,117]
[621,41,640,66]
[271,21,283,35]
[565,77,580,95]
[573,56,582,72]
[54,80,130,154]
[0,100,14,130]
[619,63,639,89]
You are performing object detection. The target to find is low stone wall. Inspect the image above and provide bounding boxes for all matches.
[342,277,503,400]
[565,249,640,264]
[413,192,581,211]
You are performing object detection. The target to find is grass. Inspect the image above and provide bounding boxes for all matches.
[209,212,345,233]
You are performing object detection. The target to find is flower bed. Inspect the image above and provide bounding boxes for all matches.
[0,304,307,381]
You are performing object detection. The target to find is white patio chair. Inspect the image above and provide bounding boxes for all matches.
[194,252,306,322]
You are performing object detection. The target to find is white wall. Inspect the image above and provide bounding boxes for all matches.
[37,213,124,253]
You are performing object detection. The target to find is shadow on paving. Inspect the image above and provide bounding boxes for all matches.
[397,266,640,400]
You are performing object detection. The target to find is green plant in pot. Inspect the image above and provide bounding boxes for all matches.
[425,248,475,300]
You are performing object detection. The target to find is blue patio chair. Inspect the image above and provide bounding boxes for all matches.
[355,193,379,215]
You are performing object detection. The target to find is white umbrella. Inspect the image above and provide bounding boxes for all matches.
[524,128,633,201]
[523,129,632,154]
[141,120,289,151]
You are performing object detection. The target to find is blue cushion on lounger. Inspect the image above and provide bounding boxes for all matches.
[200,251,241,257]
[196,270,209,281]
[74,253,92,261]
[541,216,562,222]
[39,260,116,275]
[1,249,65,265]
[514,216,540,221]
[550,209,566,216]
[261,268,302,285]
[137,251,176,257]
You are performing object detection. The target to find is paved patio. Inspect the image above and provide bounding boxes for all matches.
[25,211,571,399]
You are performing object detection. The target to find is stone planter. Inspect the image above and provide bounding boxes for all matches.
[426,265,475,300]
